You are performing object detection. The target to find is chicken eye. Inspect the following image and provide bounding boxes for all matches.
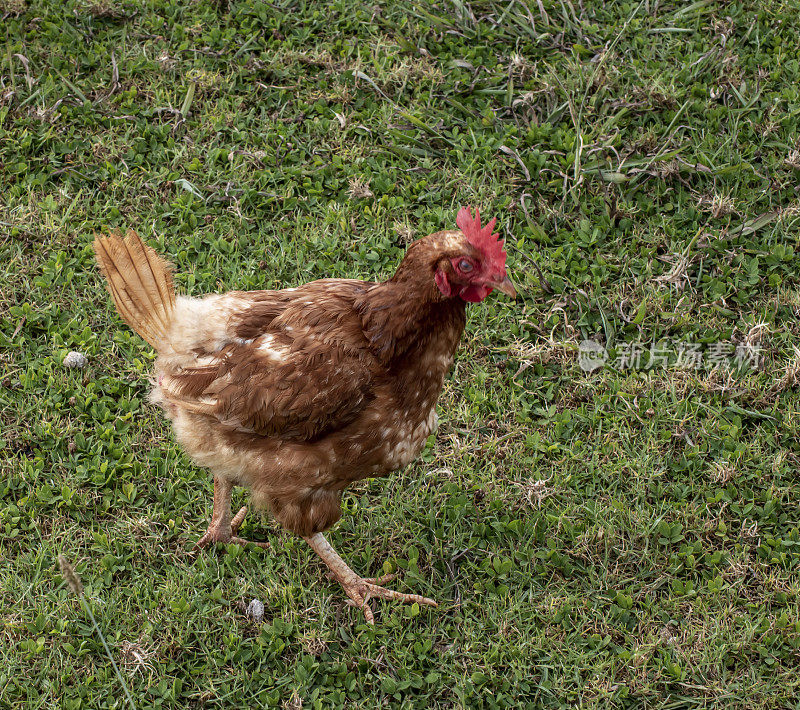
[458,259,473,273]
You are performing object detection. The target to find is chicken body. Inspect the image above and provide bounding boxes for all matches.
[94,211,513,623]
[156,281,464,538]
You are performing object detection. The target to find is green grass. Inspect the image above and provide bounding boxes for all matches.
[2,0,800,707]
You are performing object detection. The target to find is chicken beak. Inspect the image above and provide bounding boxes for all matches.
[489,275,517,299]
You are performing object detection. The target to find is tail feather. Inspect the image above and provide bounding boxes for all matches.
[94,230,176,350]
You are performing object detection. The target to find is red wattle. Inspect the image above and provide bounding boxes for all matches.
[460,285,492,302]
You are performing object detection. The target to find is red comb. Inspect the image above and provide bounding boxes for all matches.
[456,206,507,270]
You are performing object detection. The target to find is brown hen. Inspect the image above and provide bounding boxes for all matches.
[94,207,515,623]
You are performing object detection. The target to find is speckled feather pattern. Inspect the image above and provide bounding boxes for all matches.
[146,231,469,537]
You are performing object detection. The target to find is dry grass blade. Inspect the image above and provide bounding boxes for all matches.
[58,556,138,710]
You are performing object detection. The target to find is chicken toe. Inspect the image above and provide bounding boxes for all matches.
[227,505,271,549]
[194,511,271,551]
[193,478,270,551]
[305,532,437,624]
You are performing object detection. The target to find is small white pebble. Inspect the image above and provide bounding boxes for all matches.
[63,351,87,369]
[246,599,264,623]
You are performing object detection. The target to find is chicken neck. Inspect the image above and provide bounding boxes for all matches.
[358,279,467,368]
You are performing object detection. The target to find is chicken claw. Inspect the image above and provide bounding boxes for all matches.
[305,532,437,624]
[342,578,438,625]
[227,508,271,549]
[193,477,270,552]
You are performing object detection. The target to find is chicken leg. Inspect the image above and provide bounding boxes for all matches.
[305,532,437,624]
[193,476,270,550]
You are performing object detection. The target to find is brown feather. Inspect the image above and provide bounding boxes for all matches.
[94,235,161,346]
[94,230,175,349]
[98,227,494,539]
